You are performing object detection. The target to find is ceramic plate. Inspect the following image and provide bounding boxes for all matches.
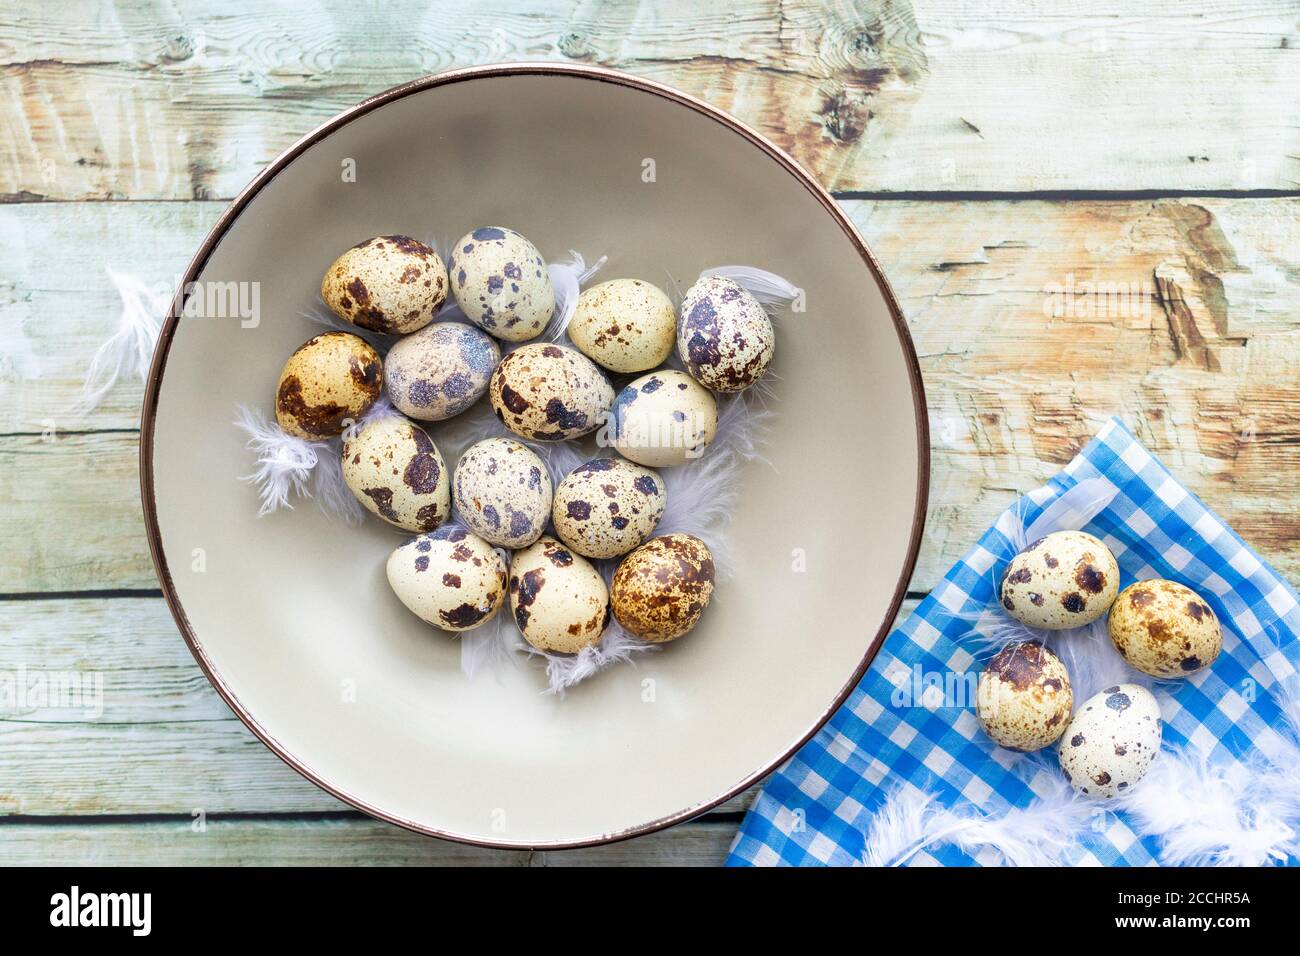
[142,64,928,848]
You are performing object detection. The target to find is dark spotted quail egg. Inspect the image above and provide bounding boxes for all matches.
[448,227,554,342]
[1108,579,1222,678]
[609,370,717,468]
[488,343,614,441]
[452,437,552,548]
[1059,684,1162,798]
[976,641,1073,752]
[509,536,609,653]
[384,322,500,422]
[341,415,450,532]
[611,534,715,643]
[552,457,666,559]
[386,527,506,632]
[275,332,382,439]
[321,235,448,334]
[1000,530,1120,630]
[677,275,774,393]
[568,279,676,373]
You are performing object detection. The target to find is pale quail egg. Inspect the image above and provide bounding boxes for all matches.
[384,322,500,421]
[609,370,717,468]
[552,458,666,559]
[452,437,552,548]
[275,332,382,439]
[448,227,554,342]
[1059,684,1163,798]
[341,414,450,532]
[386,527,507,632]
[509,536,609,653]
[1000,530,1120,630]
[976,641,1073,752]
[1108,579,1222,678]
[611,533,715,643]
[568,278,676,373]
[488,343,614,441]
[321,235,448,334]
[677,274,774,393]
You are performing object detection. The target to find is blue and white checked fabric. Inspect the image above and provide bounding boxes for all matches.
[728,417,1300,866]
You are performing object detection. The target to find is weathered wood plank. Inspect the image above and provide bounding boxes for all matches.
[1,0,1297,199]
[0,817,735,866]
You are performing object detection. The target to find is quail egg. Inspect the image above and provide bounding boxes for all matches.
[552,457,666,559]
[452,437,552,548]
[1108,579,1222,678]
[341,414,450,532]
[509,536,609,653]
[568,278,676,373]
[976,641,1073,752]
[275,331,382,439]
[608,370,717,468]
[1000,530,1120,630]
[448,227,554,342]
[321,235,448,334]
[386,527,507,632]
[384,321,500,421]
[611,533,715,643]
[677,274,774,393]
[488,343,614,441]
[1059,684,1163,798]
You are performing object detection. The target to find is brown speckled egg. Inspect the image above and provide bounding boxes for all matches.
[1059,684,1162,798]
[448,227,554,342]
[386,527,506,632]
[975,641,1073,752]
[611,534,715,643]
[384,322,500,421]
[509,536,609,653]
[568,279,676,373]
[341,415,450,532]
[488,343,614,441]
[275,332,383,439]
[1108,579,1222,678]
[321,235,448,334]
[1000,530,1120,630]
[609,370,717,468]
[552,458,666,559]
[452,437,552,548]
[677,275,774,393]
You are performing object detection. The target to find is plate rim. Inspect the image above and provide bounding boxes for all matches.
[139,62,931,851]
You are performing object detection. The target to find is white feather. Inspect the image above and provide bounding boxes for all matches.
[232,405,324,516]
[545,251,607,342]
[79,269,166,414]
[699,265,800,310]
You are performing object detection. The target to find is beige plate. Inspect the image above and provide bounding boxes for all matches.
[141,64,929,849]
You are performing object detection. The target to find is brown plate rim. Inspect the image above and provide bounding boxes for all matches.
[139,62,931,852]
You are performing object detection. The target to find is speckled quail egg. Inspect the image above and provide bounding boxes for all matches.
[488,343,614,441]
[383,322,500,421]
[976,641,1073,752]
[386,527,507,632]
[1059,684,1163,798]
[611,533,715,643]
[1108,579,1222,678]
[999,530,1120,630]
[608,370,718,468]
[552,458,666,559]
[321,235,448,334]
[341,414,450,532]
[568,278,676,373]
[677,275,774,393]
[452,437,552,548]
[275,332,383,439]
[448,227,554,342]
[509,536,609,653]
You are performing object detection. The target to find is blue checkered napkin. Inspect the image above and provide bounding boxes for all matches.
[727,417,1300,866]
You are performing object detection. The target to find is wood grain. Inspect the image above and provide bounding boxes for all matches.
[1,1,1297,200]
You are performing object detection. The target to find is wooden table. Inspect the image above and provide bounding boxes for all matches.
[2,1,1298,865]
